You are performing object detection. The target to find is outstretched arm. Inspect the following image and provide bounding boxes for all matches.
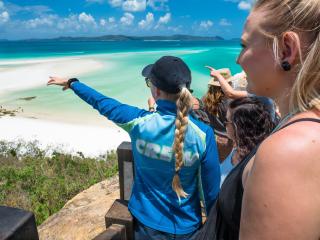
[205,66,248,99]
[47,77,150,129]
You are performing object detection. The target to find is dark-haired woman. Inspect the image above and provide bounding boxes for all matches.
[193,96,275,240]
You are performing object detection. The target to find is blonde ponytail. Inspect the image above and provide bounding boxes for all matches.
[291,32,320,112]
[172,87,193,200]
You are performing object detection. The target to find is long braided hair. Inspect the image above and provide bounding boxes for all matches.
[172,87,193,200]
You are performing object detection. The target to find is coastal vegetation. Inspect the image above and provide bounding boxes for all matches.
[9,34,225,42]
[0,140,118,225]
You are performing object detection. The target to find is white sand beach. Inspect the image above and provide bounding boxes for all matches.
[0,116,130,157]
[0,57,105,94]
[0,56,131,156]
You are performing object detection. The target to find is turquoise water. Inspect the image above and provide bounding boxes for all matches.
[0,40,242,123]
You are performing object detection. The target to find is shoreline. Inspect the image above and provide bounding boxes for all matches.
[4,106,119,128]
[0,54,136,156]
[0,115,130,157]
[0,53,130,157]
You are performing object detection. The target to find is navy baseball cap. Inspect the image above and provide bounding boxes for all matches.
[142,56,192,94]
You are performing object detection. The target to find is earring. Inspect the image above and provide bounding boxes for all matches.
[281,61,291,71]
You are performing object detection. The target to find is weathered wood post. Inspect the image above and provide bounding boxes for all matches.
[116,142,134,201]
[0,206,39,240]
[99,142,134,240]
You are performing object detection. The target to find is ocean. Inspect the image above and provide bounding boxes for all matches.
[0,40,242,125]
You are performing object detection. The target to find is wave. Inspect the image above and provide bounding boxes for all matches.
[90,49,210,59]
[0,48,210,66]
[53,51,86,55]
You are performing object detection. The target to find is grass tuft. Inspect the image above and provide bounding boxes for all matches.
[0,140,118,225]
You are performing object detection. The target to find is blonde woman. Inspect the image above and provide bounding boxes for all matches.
[193,0,320,239]
[236,0,320,239]
[47,56,220,240]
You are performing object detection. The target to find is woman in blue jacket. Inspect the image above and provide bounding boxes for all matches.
[47,56,221,240]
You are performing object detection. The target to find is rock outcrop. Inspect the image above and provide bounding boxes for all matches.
[38,176,120,240]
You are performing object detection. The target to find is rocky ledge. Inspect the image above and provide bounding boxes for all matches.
[38,176,120,240]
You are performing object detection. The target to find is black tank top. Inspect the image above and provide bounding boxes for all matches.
[192,118,320,240]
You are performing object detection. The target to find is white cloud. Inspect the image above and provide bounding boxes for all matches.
[0,0,9,24]
[55,13,96,31]
[138,12,154,29]
[108,17,116,23]
[25,15,56,28]
[22,14,82,31]
[100,19,107,26]
[108,0,123,7]
[147,0,169,11]
[57,14,81,31]
[78,12,96,25]
[224,0,253,11]
[7,4,52,16]
[199,20,213,30]
[100,16,117,27]
[238,1,252,10]
[158,12,171,24]
[154,12,170,29]
[0,11,9,24]
[122,0,146,12]
[219,18,232,26]
[120,12,134,26]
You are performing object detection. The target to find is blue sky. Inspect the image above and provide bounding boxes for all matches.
[0,0,253,40]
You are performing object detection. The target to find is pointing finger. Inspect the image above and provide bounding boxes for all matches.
[205,65,214,70]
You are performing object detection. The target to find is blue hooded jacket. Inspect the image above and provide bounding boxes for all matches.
[71,81,221,234]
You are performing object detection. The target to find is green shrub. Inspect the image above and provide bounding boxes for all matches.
[0,140,118,225]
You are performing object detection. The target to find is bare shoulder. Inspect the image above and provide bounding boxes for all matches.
[240,118,320,240]
[243,118,320,187]
[256,118,320,169]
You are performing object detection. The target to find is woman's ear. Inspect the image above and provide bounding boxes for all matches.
[280,31,301,66]
[151,86,161,100]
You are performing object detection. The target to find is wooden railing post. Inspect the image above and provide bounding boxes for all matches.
[98,142,135,240]
[116,142,134,201]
